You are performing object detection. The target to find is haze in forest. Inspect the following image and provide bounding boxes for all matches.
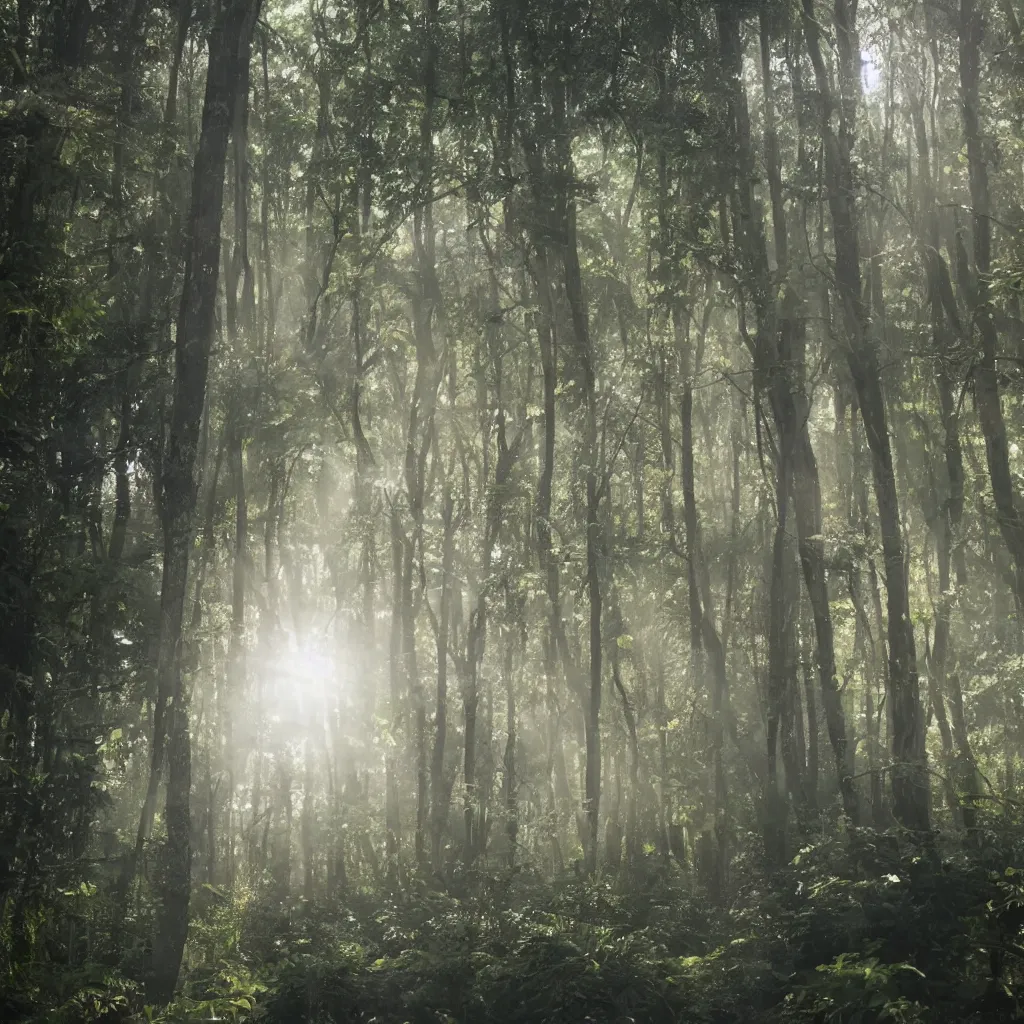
[4,0,1024,1020]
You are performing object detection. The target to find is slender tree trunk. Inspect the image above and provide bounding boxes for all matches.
[406,528,427,867]
[655,650,670,860]
[800,624,819,811]
[502,639,518,868]
[386,507,403,874]
[803,0,929,831]
[721,5,858,825]
[959,0,1024,608]
[611,631,640,874]
[559,158,603,875]
[406,0,440,867]
[223,82,253,878]
[431,468,455,867]
[531,250,566,872]
[766,464,793,865]
[223,419,247,888]
[146,0,262,1003]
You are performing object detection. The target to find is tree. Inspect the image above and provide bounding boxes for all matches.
[143,0,262,1000]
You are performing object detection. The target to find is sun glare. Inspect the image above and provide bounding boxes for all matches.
[278,642,334,685]
[862,47,882,92]
[265,640,337,723]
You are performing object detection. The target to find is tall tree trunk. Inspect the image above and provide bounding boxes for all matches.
[406,527,427,867]
[528,230,588,850]
[959,0,1024,607]
[802,0,929,831]
[223,418,246,888]
[249,464,280,879]
[563,186,603,877]
[431,464,455,867]
[720,5,857,825]
[146,0,262,1003]
[222,86,252,886]
[502,638,518,868]
[611,619,641,874]
[800,623,819,811]
[766,462,793,864]
[409,0,441,870]
[529,243,564,868]
[386,506,403,874]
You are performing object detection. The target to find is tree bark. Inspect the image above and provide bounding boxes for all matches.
[386,506,403,874]
[802,0,929,831]
[563,188,603,878]
[146,0,262,1004]
[719,5,858,825]
[430,462,455,867]
[959,0,1024,608]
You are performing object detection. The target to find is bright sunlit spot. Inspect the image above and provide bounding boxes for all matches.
[862,47,882,92]
[266,638,337,724]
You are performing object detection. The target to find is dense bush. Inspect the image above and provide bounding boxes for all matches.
[3,825,1022,1022]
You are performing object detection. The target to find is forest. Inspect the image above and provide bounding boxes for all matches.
[5,0,1024,1019]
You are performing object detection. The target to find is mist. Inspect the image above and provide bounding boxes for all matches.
[3,0,1024,1019]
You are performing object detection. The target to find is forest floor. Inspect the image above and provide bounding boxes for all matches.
[6,822,1024,1024]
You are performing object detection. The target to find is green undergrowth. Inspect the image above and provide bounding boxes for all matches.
[5,824,1024,1024]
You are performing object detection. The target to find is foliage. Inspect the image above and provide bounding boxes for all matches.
[6,0,1024,1019]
